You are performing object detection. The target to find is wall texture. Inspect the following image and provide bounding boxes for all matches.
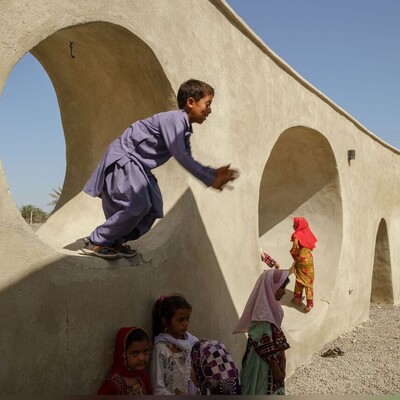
[0,0,399,394]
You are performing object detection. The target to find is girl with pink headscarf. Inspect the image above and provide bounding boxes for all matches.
[290,217,317,313]
[233,268,290,395]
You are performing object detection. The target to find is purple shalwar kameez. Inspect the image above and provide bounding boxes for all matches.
[83,109,216,246]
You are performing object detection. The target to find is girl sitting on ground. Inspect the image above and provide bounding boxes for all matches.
[151,294,198,395]
[190,339,240,395]
[98,327,152,395]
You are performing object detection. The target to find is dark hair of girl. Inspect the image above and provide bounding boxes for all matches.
[152,295,192,338]
[177,79,214,109]
[125,328,150,349]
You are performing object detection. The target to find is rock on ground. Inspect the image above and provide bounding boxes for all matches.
[286,303,400,395]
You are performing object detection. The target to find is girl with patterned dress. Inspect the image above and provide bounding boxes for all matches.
[151,295,198,395]
[233,268,291,395]
[98,327,152,395]
[190,339,240,395]
[290,216,317,313]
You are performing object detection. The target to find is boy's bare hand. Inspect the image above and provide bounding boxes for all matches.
[211,164,239,190]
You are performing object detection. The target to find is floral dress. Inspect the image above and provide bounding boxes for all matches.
[151,342,189,394]
[291,237,315,307]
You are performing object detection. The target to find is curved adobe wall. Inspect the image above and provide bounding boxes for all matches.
[1,0,400,395]
[0,3,246,394]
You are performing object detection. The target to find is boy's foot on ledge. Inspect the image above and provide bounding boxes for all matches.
[113,243,138,258]
[81,238,121,259]
[304,306,312,313]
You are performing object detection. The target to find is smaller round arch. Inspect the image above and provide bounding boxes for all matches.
[258,126,343,308]
[370,218,394,304]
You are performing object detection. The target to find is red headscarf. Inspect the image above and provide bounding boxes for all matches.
[291,217,317,249]
[98,327,152,395]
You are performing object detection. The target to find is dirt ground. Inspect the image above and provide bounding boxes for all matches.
[286,303,400,395]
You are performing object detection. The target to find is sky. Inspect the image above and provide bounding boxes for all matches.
[0,54,65,212]
[0,0,399,212]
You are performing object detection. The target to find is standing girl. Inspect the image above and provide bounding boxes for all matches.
[98,327,152,395]
[290,216,317,313]
[151,295,198,395]
[233,268,291,395]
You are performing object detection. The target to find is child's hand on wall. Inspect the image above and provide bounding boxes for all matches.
[211,164,239,190]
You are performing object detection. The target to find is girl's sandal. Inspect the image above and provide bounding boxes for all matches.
[113,244,138,258]
[304,306,312,313]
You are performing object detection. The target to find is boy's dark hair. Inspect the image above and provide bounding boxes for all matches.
[152,294,192,338]
[125,328,150,349]
[177,79,214,109]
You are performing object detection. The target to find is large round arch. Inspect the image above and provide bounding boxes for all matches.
[10,21,188,249]
[30,21,176,211]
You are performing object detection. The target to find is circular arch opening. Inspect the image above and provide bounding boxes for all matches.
[30,21,176,211]
[370,218,393,304]
[258,126,342,312]
[3,21,183,249]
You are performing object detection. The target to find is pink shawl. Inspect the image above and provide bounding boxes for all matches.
[233,268,290,333]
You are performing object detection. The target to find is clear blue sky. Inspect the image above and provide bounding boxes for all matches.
[0,1,399,212]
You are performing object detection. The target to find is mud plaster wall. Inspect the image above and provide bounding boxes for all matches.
[0,0,399,394]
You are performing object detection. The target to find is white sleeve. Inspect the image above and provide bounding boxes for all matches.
[150,343,174,395]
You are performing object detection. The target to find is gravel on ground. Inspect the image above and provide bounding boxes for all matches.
[286,303,400,395]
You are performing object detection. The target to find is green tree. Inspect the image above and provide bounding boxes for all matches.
[20,204,48,223]
[47,186,62,209]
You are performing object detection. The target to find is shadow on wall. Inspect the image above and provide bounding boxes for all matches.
[258,126,343,306]
[30,21,177,212]
[371,218,393,303]
[0,189,244,395]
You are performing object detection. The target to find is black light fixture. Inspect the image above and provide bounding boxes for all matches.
[348,149,356,163]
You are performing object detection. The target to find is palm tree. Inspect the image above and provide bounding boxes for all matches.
[48,186,62,209]
[20,204,47,223]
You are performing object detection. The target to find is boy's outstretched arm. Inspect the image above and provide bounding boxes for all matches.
[211,165,239,190]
